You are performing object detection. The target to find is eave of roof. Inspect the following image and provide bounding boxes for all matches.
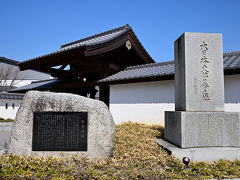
[98,51,240,85]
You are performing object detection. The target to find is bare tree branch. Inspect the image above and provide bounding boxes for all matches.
[0,64,23,92]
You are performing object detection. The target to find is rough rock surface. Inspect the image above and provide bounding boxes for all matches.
[8,91,115,160]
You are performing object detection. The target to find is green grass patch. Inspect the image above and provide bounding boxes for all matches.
[0,118,14,122]
[0,122,240,179]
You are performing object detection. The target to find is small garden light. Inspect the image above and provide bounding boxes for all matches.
[182,157,190,168]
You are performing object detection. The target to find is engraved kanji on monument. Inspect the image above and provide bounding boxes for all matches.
[174,32,224,111]
[32,112,88,151]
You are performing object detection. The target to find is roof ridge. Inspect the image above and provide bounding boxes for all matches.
[223,51,240,56]
[60,24,131,49]
[126,60,174,70]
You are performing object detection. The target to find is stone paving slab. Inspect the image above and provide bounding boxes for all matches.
[156,138,240,162]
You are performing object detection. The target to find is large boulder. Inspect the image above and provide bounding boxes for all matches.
[8,91,115,160]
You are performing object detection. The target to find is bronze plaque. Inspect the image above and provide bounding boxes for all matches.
[32,112,87,151]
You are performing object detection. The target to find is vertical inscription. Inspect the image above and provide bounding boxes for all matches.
[200,42,210,100]
[32,112,87,151]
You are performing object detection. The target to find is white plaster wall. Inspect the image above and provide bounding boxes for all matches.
[0,99,21,119]
[110,74,240,125]
[224,74,240,112]
[110,80,175,125]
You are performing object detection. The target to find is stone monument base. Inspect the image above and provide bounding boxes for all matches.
[165,111,240,148]
[156,139,240,162]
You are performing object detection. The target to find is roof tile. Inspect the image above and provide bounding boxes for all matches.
[58,25,130,52]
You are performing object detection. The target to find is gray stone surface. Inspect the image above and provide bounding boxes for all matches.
[8,91,115,160]
[0,123,13,150]
[174,32,224,111]
[0,131,12,150]
[165,111,240,148]
[156,138,240,162]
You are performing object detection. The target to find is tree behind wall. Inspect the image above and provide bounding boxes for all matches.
[0,64,22,92]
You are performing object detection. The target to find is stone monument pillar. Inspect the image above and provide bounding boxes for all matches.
[164,32,240,152]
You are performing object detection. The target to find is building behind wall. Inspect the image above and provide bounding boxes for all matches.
[99,51,240,125]
[0,57,52,88]
[0,57,52,119]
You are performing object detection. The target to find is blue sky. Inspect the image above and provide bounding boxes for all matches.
[0,0,240,62]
